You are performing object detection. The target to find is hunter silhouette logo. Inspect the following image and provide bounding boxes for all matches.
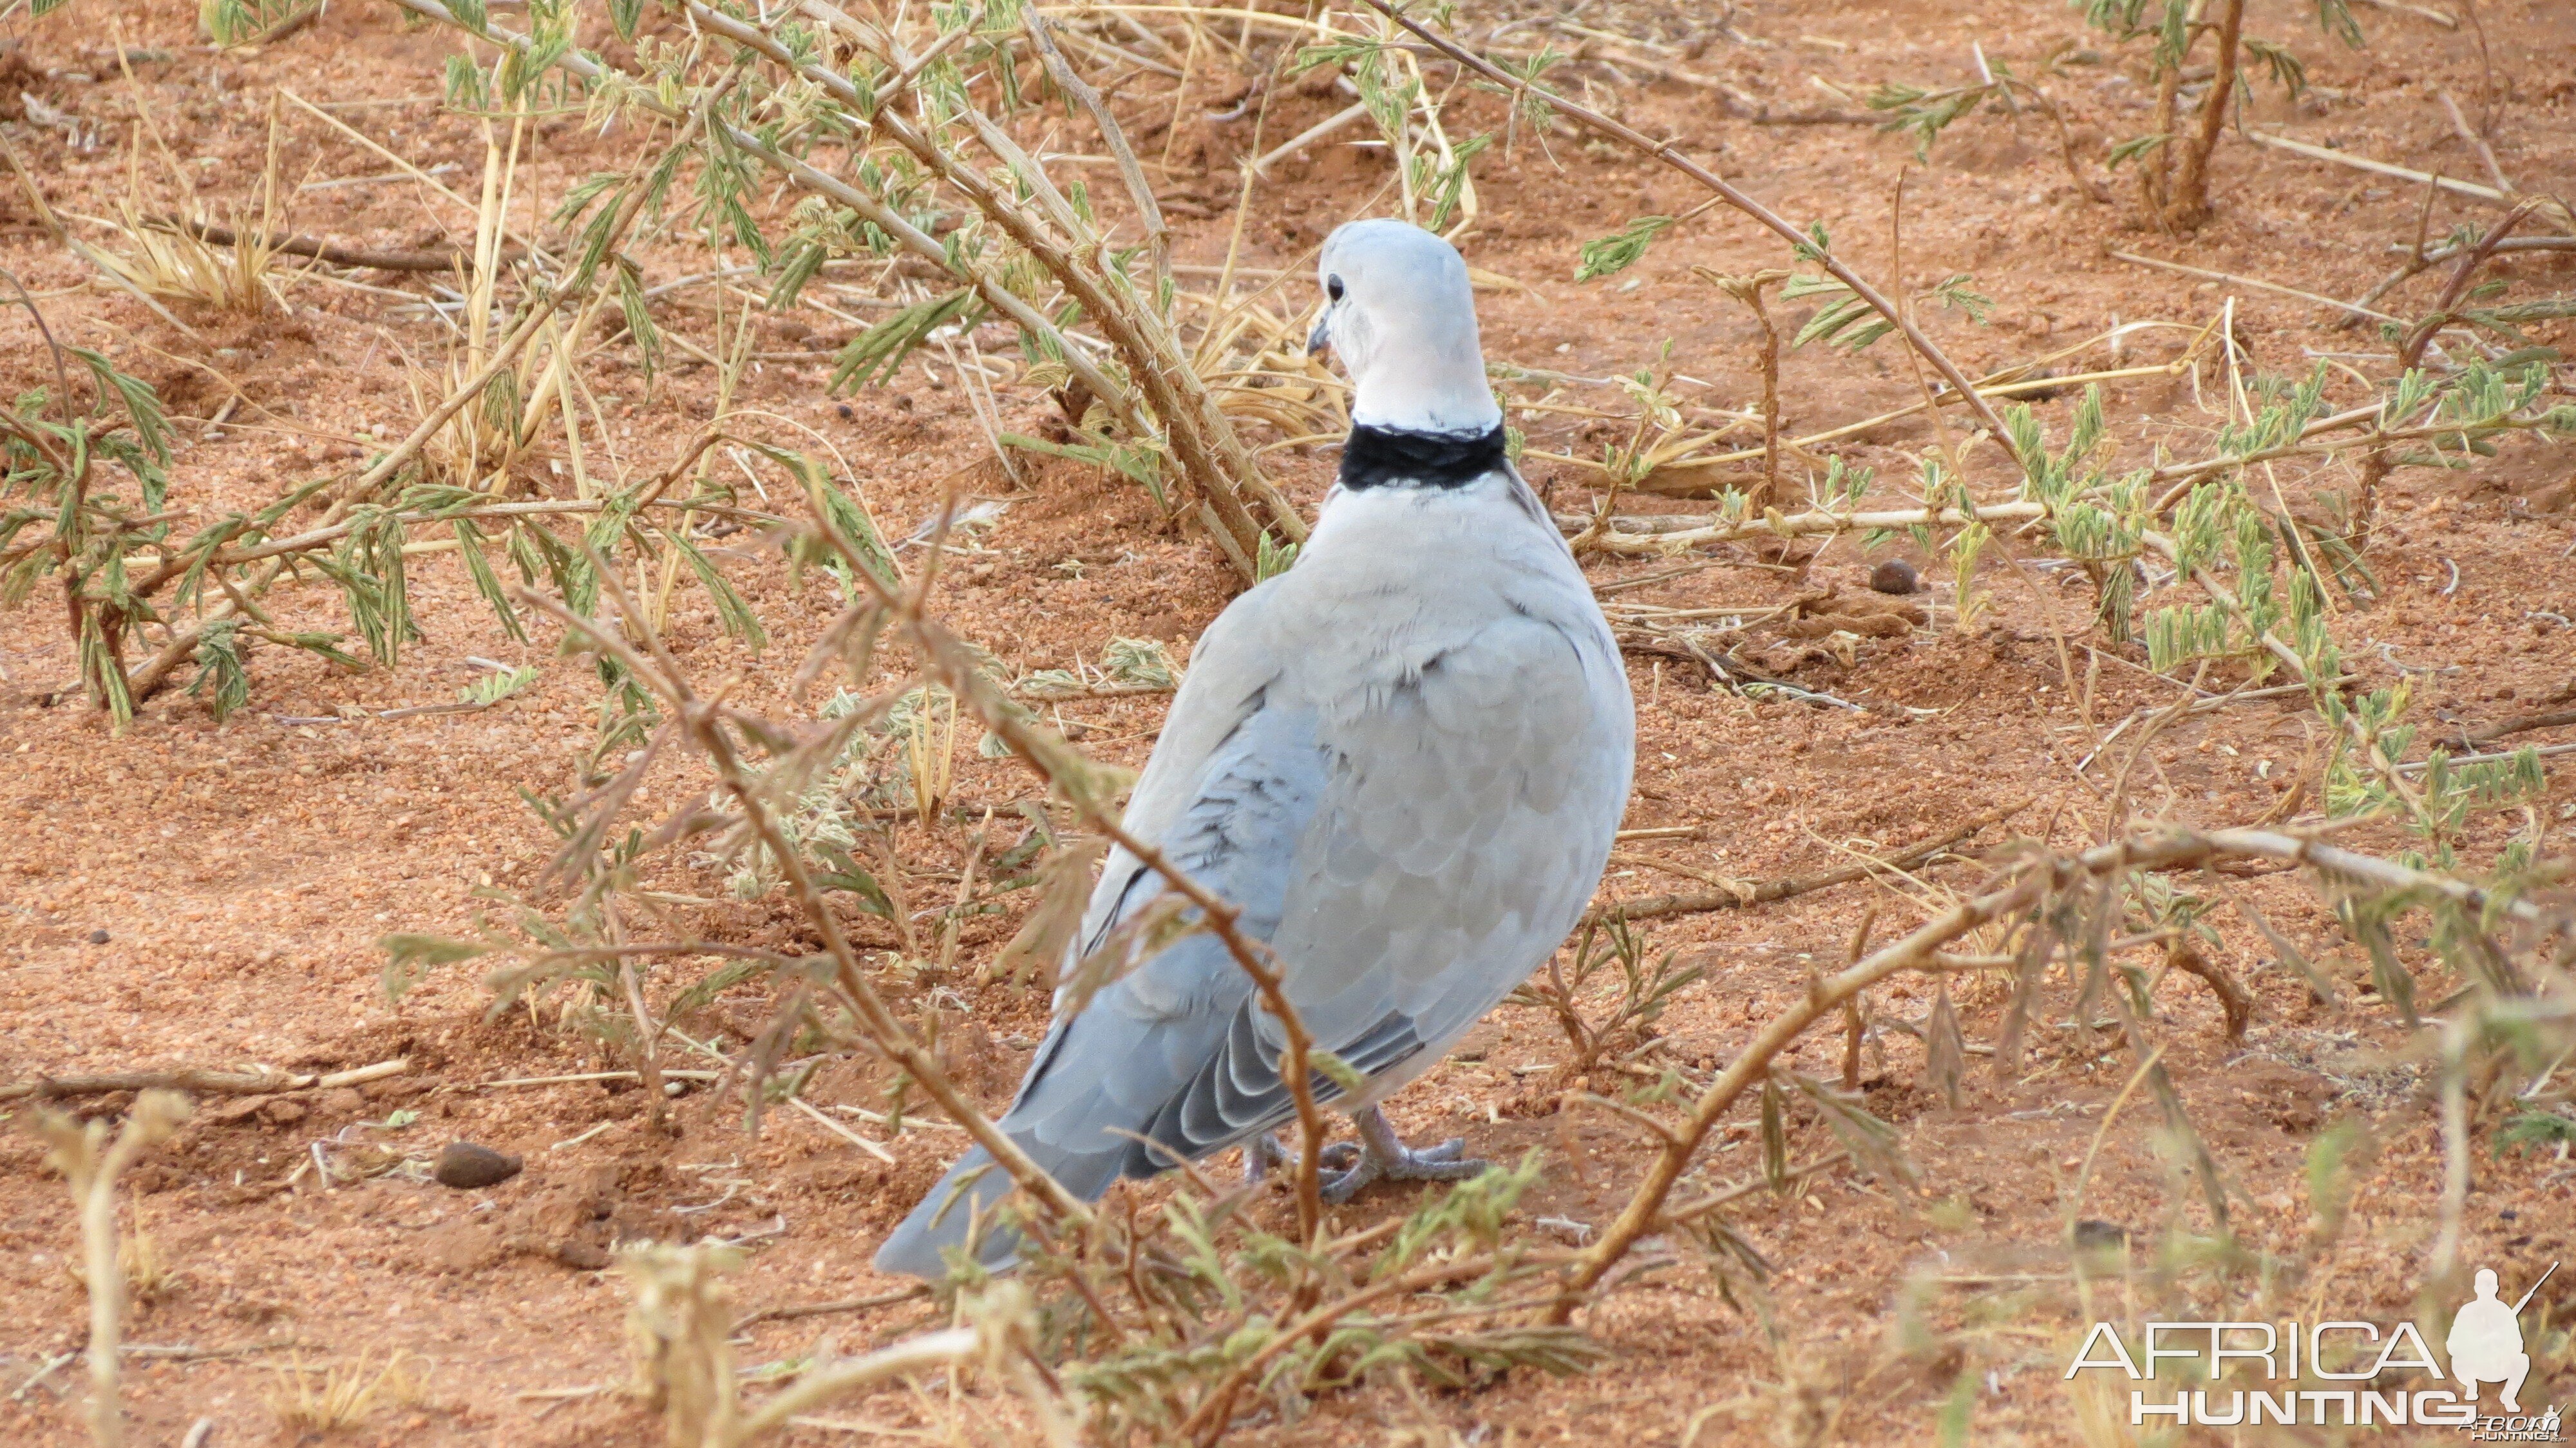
[2450,1265,2550,1414]
[2063,1261,2561,1434]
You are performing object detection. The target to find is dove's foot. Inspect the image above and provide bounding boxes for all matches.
[1245,1134,1366,1186]
[1319,1105,1486,1203]
[1242,1129,1381,1185]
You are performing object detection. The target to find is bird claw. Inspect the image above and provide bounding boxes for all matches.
[1245,1136,1364,1186]
[1318,1123,1486,1203]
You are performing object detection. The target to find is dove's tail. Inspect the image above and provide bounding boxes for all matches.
[870,1136,1128,1280]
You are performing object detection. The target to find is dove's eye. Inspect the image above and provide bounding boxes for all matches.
[1325,274,1345,302]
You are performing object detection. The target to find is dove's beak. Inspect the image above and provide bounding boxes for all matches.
[1306,311,1332,358]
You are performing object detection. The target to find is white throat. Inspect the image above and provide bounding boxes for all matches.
[1347,334,1501,434]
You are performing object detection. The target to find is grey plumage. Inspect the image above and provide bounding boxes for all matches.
[875,220,1634,1278]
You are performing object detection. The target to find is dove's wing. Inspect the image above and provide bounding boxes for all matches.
[1066,583,1293,981]
[1069,559,1627,1171]
[870,589,1314,1273]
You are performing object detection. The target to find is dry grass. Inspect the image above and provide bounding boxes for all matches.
[260,1352,422,1437]
[86,68,296,316]
[64,1192,180,1305]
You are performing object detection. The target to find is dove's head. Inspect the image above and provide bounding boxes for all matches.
[1309,219,1501,435]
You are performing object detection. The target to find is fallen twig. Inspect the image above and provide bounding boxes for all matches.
[1587,798,2031,925]
[478,1068,721,1090]
[2241,129,2571,229]
[2437,90,2512,194]
[1,1058,408,1104]
[119,1340,305,1362]
[786,1096,897,1165]
[1557,500,2047,555]
[1015,680,1176,703]
[728,1328,982,1441]
[2340,236,2576,324]
[2467,705,2576,745]
[2109,249,2398,322]
[148,215,516,274]
[2354,0,2458,26]
[733,1286,929,1331]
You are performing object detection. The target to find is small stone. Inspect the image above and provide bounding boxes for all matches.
[2071,1219,2128,1251]
[433,1142,523,1190]
[87,928,110,945]
[1869,559,1922,595]
[551,1240,611,1271]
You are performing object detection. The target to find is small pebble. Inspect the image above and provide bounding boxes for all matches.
[87,928,110,945]
[2071,1219,2128,1250]
[433,1141,523,1190]
[1869,559,1922,595]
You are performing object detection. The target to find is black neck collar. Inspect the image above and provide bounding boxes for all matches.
[1337,421,1508,491]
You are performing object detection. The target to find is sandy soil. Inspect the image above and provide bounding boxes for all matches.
[2,0,2573,1443]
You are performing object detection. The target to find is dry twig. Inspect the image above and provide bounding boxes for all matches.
[1,1058,407,1104]
[1548,822,2552,1320]
[1589,799,2031,925]
[29,1091,193,1448]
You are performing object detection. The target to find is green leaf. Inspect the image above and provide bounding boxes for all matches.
[666,529,766,651]
[379,933,492,1000]
[665,959,770,1023]
[811,844,895,916]
[1423,132,1492,233]
[830,289,980,390]
[1576,214,1675,283]
[1310,1049,1367,1097]
[1760,1078,1789,1191]
[464,665,538,707]
[2107,132,2172,170]
[455,520,527,642]
[1255,533,1298,581]
[2498,1109,2576,1157]
[187,617,251,723]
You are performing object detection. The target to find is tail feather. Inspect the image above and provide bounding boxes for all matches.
[871,1138,1126,1279]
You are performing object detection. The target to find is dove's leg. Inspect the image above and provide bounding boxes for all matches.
[1245,1132,1361,1185]
[1319,1105,1484,1203]
[1242,1133,1284,1185]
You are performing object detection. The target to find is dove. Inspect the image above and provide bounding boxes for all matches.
[875,217,1634,1277]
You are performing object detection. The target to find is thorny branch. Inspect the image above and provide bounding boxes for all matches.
[1549,821,2564,1321]
[796,491,1336,1241]
[517,581,1100,1235]
[1364,0,2018,447]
